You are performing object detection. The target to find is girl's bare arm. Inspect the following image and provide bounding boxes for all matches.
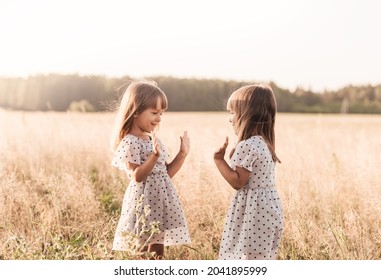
[127,134,160,183]
[166,131,190,178]
[214,137,250,190]
[127,153,159,183]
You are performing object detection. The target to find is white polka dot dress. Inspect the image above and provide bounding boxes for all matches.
[219,136,283,260]
[111,134,191,250]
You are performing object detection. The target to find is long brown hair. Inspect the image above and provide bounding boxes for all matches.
[227,84,280,163]
[110,80,168,152]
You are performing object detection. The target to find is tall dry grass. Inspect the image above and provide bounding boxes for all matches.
[0,110,380,259]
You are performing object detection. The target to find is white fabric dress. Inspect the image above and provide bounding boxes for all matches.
[219,135,283,260]
[111,134,191,250]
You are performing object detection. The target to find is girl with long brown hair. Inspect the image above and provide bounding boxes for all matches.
[214,83,283,260]
[110,80,191,258]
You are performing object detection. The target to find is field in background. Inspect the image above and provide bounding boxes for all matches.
[1,110,380,260]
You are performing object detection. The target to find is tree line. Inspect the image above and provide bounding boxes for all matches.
[0,74,380,113]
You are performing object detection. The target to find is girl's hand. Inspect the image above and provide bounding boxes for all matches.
[214,137,228,161]
[179,131,190,156]
[150,130,160,157]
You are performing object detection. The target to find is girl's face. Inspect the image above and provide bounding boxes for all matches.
[132,99,165,134]
[229,110,238,135]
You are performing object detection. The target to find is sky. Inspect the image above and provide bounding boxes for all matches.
[0,0,380,92]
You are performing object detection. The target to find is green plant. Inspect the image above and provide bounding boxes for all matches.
[119,195,161,258]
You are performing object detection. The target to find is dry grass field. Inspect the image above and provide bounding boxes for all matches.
[0,110,380,260]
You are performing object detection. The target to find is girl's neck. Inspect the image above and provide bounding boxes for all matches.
[128,128,150,140]
[128,131,151,140]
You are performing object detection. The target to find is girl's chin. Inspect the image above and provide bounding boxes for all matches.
[144,127,157,133]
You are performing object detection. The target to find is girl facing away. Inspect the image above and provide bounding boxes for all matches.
[110,80,191,259]
[214,84,284,260]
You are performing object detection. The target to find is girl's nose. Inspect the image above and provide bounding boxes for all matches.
[229,117,232,123]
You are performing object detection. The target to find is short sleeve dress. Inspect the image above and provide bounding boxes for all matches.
[111,134,191,250]
[219,135,283,260]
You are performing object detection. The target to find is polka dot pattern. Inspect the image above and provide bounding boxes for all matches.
[219,136,284,260]
[112,134,191,250]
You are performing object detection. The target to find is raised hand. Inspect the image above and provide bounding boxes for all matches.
[150,130,160,156]
[179,131,190,156]
[214,137,228,161]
